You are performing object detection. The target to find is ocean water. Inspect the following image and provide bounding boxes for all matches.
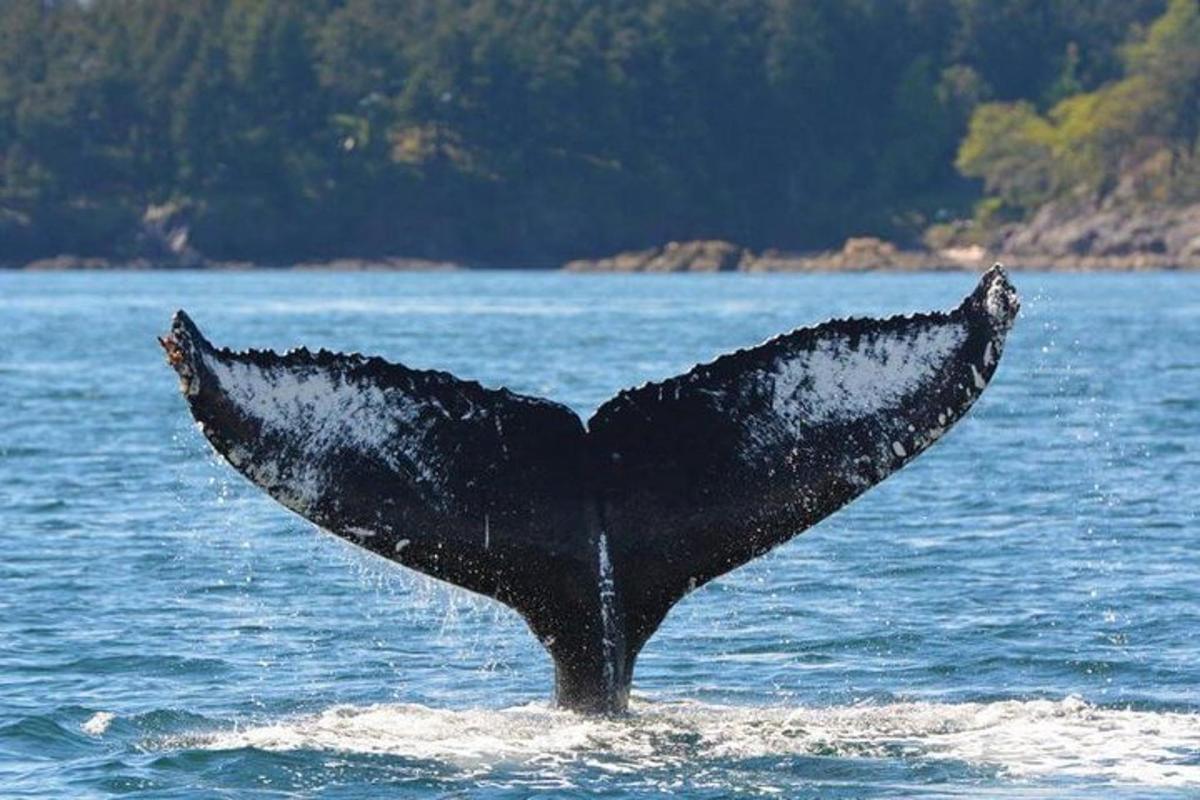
[1,269,1197,798]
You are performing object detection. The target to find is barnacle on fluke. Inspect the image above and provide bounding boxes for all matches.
[163,266,1018,714]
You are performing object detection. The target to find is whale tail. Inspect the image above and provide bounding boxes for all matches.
[162,266,1018,713]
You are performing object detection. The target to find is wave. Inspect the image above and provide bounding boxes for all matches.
[157,696,1200,788]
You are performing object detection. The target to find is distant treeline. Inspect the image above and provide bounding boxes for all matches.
[0,0,1189,263]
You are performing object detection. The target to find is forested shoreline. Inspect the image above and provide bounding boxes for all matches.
[2,0,1199,268]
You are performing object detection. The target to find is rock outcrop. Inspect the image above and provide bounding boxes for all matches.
[564,237,977,273]
[564,240,747,272]
[991,200,1200,269]
[744,237,966,272]
[561,204,1200,274]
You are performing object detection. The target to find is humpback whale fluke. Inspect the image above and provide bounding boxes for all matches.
[161,266,1018,714]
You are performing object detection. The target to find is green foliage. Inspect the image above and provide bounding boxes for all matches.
[0,0,1173,262]
[1125,0,1200,150]
[957,102,1057,210]
[958,0,1200,221]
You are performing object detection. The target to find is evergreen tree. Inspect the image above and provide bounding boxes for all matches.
[0,0,1178,263]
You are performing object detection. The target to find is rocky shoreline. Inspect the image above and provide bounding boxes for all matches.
[7,202,1200,273]
[562,201,1200,272]
[10,250,1198,272]
[562,236,1200,273]
[11,245,1198,272]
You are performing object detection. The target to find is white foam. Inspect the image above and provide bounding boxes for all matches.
[81,711,114,736]
[177,697,1200,788]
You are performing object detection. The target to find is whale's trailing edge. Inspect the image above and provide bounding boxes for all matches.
[162,265,1019,713]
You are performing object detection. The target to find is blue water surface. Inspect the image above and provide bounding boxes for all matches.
[1,270,1197,798]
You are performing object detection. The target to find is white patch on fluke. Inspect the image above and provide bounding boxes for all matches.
[771,321,966,429]
[203,355,448,511]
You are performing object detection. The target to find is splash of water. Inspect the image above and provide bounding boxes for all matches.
[165,697,1200,789]
[81,712,114,736]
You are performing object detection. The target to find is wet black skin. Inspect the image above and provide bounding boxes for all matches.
[162,267,1018,714]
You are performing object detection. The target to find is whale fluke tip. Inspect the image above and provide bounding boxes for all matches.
[160,311,218,397]
[966,264,1019,332]
[170,308,193,332]
[165,309,207,348]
